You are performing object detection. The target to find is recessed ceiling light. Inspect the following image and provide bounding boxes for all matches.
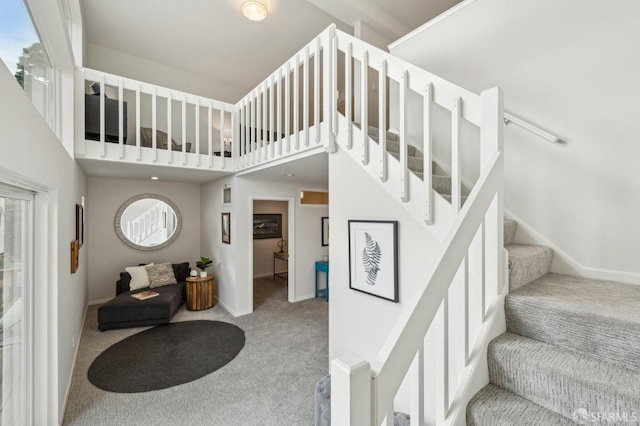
[151,176,159,180]
[242,0,268,21]
[285,173,295,177]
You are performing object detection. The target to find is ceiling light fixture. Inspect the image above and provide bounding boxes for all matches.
[242,0,268,21]
[285,173,295,177]
[151,176,159,180]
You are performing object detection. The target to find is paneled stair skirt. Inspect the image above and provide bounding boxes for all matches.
[467,219,640,424]
[314,375,410,426]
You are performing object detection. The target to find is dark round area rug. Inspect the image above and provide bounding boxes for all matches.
[88,320,245,393]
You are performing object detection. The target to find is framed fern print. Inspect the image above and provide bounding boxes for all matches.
[348,220,398,302]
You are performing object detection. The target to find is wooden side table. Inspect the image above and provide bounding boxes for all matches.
[185,276,216,311]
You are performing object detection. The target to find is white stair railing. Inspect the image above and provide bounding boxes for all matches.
[74,68,235,170]
[235,26,336,170]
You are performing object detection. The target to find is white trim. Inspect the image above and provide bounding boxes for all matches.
[292,293,316,303]
[235,145,325,176]
[504,207,640,285]
[249,196,296,311]
[388,0,480,51]
[59,303,87,424]
[215,297,252,318]
[432,155,640,285]
[87,297,113,306]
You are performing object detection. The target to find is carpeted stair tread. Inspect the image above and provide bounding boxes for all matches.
[488,332,640,419]
[505,244,553,290]
[432,174,451,195]
[506,272,640,371]
[503,219,517,245]
[466,384,575,426]
[388,151,424,174]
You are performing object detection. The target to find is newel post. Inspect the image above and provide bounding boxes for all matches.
[331,353,372,426]
[480,87,505,296]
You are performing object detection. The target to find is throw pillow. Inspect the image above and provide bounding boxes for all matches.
[146,262,177,288]
[172,262,190,282]
[125,264,153,291]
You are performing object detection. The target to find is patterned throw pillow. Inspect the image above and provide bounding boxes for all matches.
[125,264,153,291]
[146,262,177,288]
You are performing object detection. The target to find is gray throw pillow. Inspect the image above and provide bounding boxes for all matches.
[146,262,177,288]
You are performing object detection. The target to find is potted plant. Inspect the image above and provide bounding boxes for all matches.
[196,256,213,278]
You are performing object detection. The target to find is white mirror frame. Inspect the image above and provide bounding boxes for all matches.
[114,194,182,251]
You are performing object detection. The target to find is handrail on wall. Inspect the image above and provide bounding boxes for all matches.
[504,112,561,143]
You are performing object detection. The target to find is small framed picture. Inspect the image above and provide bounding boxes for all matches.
[321,217,329,246]
[76,204,84,247]
[348,220,398,302]
[221,212,231,244]
[253,214,282,239]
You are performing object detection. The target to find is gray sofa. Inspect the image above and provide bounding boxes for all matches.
[97,262,190,331]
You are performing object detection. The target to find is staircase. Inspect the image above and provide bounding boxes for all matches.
[367,126,640,425]
[467,221,640,425]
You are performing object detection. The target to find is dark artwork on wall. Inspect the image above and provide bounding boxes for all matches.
[253,214,282,239]
[76,204,84,247]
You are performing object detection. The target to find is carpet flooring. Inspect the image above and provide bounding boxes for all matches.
[63,276,328,425]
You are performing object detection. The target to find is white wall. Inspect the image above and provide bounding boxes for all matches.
[87,177,201,301]
[86,44,248,103]
[200,176,236,312]
[328,147,440,362]
[253,200,289,278]
[201,175,328,315]
[390,0,640,283]
[0,60,87,423]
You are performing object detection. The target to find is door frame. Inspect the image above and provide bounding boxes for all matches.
[248,196,295,309]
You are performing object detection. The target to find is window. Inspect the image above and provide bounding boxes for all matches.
[0,184,34,424]
[0,0,56,130]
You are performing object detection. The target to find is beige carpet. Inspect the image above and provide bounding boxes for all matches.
[63,276,328,425]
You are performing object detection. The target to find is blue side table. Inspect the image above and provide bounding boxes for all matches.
[315,261,329,302]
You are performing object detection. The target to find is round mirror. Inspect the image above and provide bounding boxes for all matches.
[115,194,182,251]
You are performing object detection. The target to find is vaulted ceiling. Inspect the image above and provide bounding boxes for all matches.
[81,0,460,98]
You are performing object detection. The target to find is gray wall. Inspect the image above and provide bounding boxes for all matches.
[87,177,201,301]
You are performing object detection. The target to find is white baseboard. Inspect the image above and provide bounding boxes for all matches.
[88,297,112,306]
[215,297,252,318]
[505,207,640,285]
[292,293,316,303]
[60,303,88,425]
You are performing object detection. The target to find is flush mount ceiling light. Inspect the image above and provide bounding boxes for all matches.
[151,176,159,180]
[242,0,268,21]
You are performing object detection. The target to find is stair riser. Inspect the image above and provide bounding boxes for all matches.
[467,384,575,426]
[488,335,640,420]
[389,152,425,173]
[503,219,517,245]
[506,245,553,290]
[506,298,640,372]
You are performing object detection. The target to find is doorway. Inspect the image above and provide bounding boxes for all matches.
[250,197,295,310]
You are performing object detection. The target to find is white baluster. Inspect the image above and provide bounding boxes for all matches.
[181,97,187,165]
[285,62,291,153]
[361,51,369,165]
[410,346,425,426]
[152,87,157,163]
[167,91,173,164]
[424,83,433,225]
[277,69,282,156]
[195,99,200,167]
[452,98,461,213]
[118,78,124,159]
[345,43,352,148]
[220,109,225,170]
[379,60,387,182]
[314,37,320,144]
[100,74,105,157]
[294,55,300,150]
[399,71,408,202]
[135,82,141,161]
[303,46,310,147]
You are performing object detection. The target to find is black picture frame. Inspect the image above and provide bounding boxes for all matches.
[321,216,329,246]
[348,220,398,302]
[253,214,282,239]
[76,204,84,247]
[222,212,231,244]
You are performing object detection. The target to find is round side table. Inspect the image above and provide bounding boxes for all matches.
[185,276,216,311]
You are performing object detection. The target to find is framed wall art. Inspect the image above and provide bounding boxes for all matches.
[221,212,231,244]
[348,220,398,302]
[321,216,329,246]
[253,213,282,239]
